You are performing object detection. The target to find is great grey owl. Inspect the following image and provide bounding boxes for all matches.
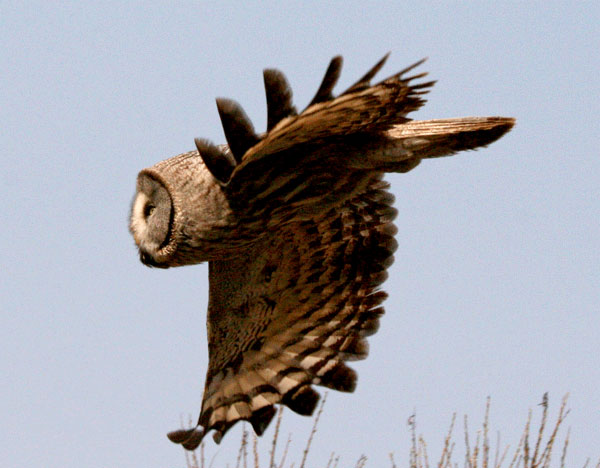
[129,53,514,449]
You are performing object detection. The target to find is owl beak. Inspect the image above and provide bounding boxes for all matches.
[139,249,169,269]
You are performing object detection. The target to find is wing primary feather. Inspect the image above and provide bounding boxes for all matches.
[166,427,205,450]
[307,55,343,107]
[216,98,261,163]
[249,405,277,435]
[399,71,429,84]
[358,306,385,337]
[212,430,223,444]
[341,52,390,95]
[410,80,437,90]
[281,385,320,415]
[194,138,236,184]
[182,429,206,450]
[375,57,429,85]
[337,335,369,361]
[167,427,198,444]
[397,57,428,78]
[264,68,297,131]
[318,362,357,392]
[213,418,239,444]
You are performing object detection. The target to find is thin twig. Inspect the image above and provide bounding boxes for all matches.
[493,432,500,468]
[243,429,247,468]
[532,392,549,467]
[270,406,284,468]
[354,455,367,468]
[183,414,198,468]
[438,413,456,468]
[408,413,417,468]
[472,431,481,468]
[208,450,219,468]
[464,415,472,468]
[539,394,570,468]
[419,435,430,468]
[496,444,510,468]
[560,427,570,468]
[483,397,490,468]
[299,392,327,468]
[277,434,292,468]
[446,441,456,468]
[237,425,248,468]
[253,432,259,468]
[508,410,530,468]
[326,452,336,468]
[524,410,532,468]
[191,446,200,468]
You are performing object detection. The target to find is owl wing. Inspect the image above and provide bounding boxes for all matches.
[169,55,515,448]
[168,173,397,448]
[194,54,513,225]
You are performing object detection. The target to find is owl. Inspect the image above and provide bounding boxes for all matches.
[129,53,514,449]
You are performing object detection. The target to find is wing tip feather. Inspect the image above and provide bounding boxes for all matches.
[249,404,277,435]
[283,385,320,415]
[167,427,205,450]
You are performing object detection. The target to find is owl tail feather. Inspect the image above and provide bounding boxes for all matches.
[347,116,515,173]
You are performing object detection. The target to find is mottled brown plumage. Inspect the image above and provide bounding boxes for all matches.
[129,53,514,449]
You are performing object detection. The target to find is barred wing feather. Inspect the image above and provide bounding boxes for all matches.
[168,54,514,449]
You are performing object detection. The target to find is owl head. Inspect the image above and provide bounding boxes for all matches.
[129,150,235,268]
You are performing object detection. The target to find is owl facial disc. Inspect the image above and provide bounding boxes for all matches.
[130,174,173,267]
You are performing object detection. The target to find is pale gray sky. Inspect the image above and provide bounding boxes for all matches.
[1,2,599,467]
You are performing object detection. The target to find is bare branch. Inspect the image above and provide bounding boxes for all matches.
[300,392,327,468]
[269,406,284,468]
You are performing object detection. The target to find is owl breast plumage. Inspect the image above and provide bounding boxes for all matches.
[129,53,514,449]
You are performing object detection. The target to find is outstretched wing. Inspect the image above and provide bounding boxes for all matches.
[194,55,513,227]
[169,54,515,448]
[169,174,396,448]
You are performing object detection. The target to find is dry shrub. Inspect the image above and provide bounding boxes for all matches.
[184,394,596,468]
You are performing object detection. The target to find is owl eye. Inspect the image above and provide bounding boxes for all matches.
[144,203,155,219]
